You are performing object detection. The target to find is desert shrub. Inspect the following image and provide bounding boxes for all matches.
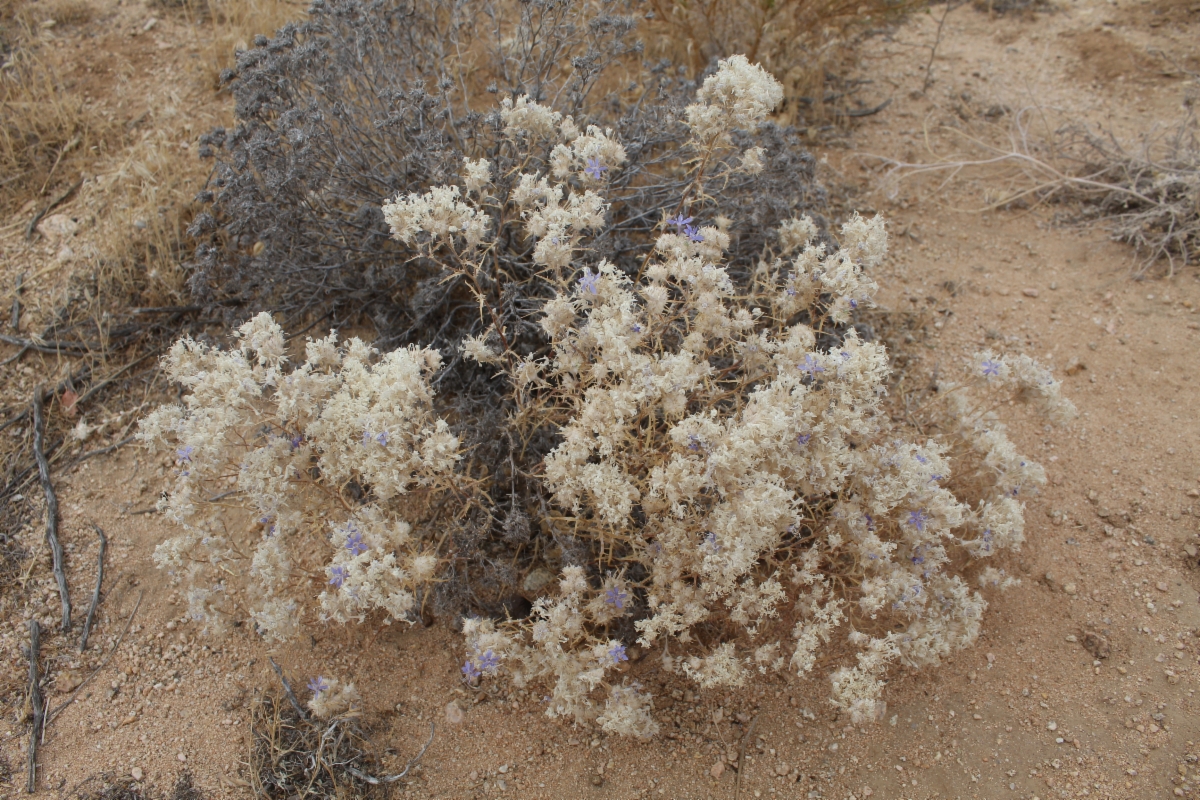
[187,0,824,327]
[186,0,825,618]
[137,313,460,639]
[145,54,1074,737]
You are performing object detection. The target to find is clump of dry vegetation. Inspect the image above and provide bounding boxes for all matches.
[878,107,1199,275]
[0,32,107,215]
[250,680,431,799]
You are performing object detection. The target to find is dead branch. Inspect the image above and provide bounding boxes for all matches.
[268,657,310,720]
[32,387,70,632]
[26,619,42,793]
[79,523,107,652]
[344,721,436,785]
[26,178,84,241]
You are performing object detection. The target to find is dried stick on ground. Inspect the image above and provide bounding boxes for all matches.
[733,714,759,800]
[79,524,107,652]
[268,657,309,720]
[32,387,69,631]
[26,619,42,793]
[345,721,436,785]
[26,178,83,240]
[11,271,23,331]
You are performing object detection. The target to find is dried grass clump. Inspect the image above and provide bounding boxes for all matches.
[0,45,105,213]
[640,0,916,123]
[1060,114,1199,274]
[250,688,428,799]
[877,107,1200,276]
[151,0,303,89]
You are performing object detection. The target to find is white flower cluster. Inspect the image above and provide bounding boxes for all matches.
[138,313,459,641]
[685,54,783,149]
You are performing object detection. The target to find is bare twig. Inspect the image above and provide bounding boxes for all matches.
[80,524,107,652]
[835,98,893,119]
[11,272,24,331]
[344,721,436,784]
[0,334,96,355]
[268,657,310,720]
[922,1,962,93]
[33,387,70,632]
[26,619,42,793]
[48,590,142,725]
[71,435,136,467]
[733,713,759,800]
[26,178,83,241]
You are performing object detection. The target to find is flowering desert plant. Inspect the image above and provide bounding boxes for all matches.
[137,313,460,640]
[380,54,1074,735]
[144,50,1074,741]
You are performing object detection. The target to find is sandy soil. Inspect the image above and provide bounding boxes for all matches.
[2,1,1199,799]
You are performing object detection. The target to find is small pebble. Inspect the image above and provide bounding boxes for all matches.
[131,767,143,781]
[775,763,790,776]
[445,700,464,725]
[711,762,725,779]
[1063,583,1077,596]
[1048,721,1058,731]
[177,753,186,763]
[1022,288,1039,298]
[1156,582,1169,593]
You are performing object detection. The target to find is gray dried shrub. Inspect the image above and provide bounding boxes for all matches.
[189,0,828,619]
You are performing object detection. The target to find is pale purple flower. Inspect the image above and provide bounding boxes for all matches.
[461,660,481,681]
[981,359,1002,377]
[585,157,609,180]
[176,445,194,463]
[666,213,693,230]
[704,532,721,553]
[329,565,348,588]
[375,431,389,446]
[578,268,600,295]
[907,509,930,532]
[477,649,500,673]
[798,354,825,375]
[796,433,811,446]
[608,643,628,665]
[604,587,628,609]
[345,531,368,556]
[308,676,330,695]
[683,224,704,243]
